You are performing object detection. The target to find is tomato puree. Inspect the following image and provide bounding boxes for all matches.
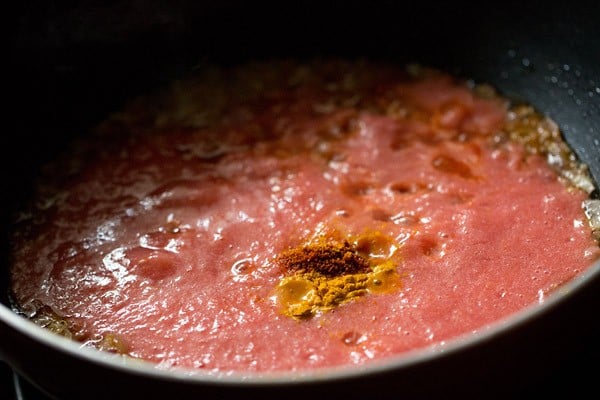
[9,61,600,373]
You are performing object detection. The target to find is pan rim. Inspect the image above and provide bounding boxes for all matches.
[2,256,599,386]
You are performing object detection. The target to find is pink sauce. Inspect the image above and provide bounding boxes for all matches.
[10,62,600,373]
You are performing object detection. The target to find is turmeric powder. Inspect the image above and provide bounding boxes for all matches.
[274,232,402,319]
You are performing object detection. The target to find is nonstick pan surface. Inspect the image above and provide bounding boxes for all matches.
[3,1,600,398]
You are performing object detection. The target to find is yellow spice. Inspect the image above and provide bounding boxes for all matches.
[276,261,400,319]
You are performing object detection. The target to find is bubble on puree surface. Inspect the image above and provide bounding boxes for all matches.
[9,60,600,373]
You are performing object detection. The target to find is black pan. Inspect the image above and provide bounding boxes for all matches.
[3,1,600,399]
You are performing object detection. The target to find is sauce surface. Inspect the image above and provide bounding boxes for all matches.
[9,61,600,373]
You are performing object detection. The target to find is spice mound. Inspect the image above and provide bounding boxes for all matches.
[278,241,370,276]
[275,234,401,319]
